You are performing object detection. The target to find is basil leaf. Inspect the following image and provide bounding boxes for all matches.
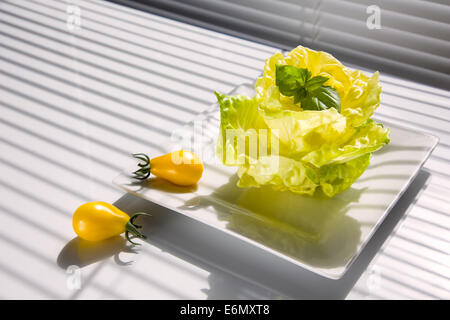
[305,75,328,92]
[293,87,307,104]
[275,64,341,112]
[276,65,309,96]
[301,86,341,112]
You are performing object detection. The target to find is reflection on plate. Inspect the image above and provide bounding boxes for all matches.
[182,174,363,268]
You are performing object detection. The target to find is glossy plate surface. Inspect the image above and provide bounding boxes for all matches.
[113,83,438,279]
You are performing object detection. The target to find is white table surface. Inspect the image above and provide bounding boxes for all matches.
[0,0,449,300]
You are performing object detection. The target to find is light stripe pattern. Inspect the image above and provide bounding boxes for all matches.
[0,0,448,299]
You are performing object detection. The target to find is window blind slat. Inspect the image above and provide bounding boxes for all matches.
[108,0,450,89]
[169,0,303,35]
[282,0,450,42]
[226,0,450,59]
[122,0,301,46]
[342,0,450,25]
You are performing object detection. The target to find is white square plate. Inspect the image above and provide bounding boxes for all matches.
[113,83,438,279]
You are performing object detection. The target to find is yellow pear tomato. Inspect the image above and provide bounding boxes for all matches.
[132,151,204,186]
[72,201,150,244]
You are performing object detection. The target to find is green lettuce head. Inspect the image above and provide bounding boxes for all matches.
[216,46,390,197]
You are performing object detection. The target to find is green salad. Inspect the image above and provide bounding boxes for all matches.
[215,45,390,197]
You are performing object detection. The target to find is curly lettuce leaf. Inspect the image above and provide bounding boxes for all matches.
[236,153,371,198]
[261,107,349,157]
[216,45,389,197]
[318,153,371,197]
[216,92,268,167]
[216,91,389,197]
[301,119,390,167]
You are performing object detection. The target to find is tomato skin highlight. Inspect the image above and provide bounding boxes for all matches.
[150,150,204,186]
[73,202,130,242]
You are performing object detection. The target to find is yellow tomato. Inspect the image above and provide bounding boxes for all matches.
[72,201,150,244]
[132,151,204,186]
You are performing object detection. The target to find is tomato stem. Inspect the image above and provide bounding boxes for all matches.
[132,153,151,180]
[125,212,152,245]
